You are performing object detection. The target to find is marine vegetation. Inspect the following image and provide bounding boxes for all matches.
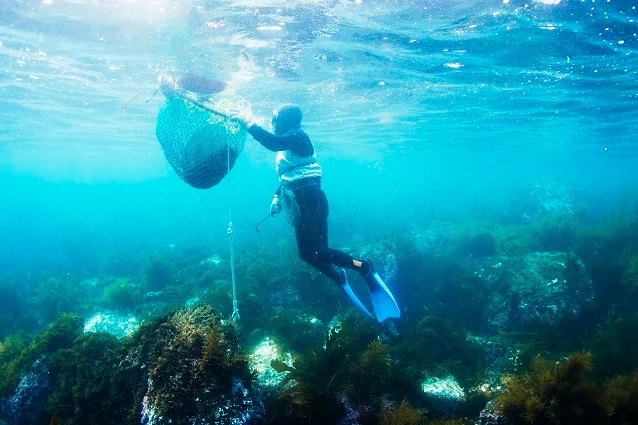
[0,331,30,395]
[533,212,580,253]
[603,370,638,424]
[3,190,638,425]
[350,340,393,401]
[573,192,638,311]
[380,400,426,425]
[1,314,84,394]
[0,306,260,425]
[587,311,638,379]
[125,305,259,424]
[103,278,139,309]
[389,315,483,388]
[46,331,129,424]
[0,314,85,424]
[264,311,386,424]
[497,352,606,425]
[621,252,638,292]
[262,307,482,424]
[144,254,176,290]
[33,277,85,323]
[99,245,143,277]
[0,275,23,338]
[262,308,326,353]
[496,351,638,425]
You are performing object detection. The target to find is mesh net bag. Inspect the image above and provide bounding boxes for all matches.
[155,96,248,189]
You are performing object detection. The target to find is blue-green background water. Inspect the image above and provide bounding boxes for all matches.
[1,0,636,280]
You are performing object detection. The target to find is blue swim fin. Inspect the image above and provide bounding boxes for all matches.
[338,270,374,319]
[362,259,400,322]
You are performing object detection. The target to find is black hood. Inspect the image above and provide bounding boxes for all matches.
[273,104,302,135]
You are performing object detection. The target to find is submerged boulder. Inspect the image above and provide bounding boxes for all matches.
[1,307,264,425]
[505,180,578,224]
[412,221,460,256]
[83,311,139,338]
[248,337,293,390]
[476,400,503,425]
[421,374,466,415]
[129,306,264,425]
[1,358,50,425]
[456,251,594,332]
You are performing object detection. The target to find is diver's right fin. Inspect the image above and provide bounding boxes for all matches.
[338,270,374,319]
[362,259,400,322]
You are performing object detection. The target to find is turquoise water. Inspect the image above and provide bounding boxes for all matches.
[2,2,638,424]
[1,0,636,274]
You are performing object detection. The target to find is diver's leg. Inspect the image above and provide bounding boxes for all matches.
[305,188,370,274]
[311,188,398,321]
[295,219,342,284]
[321,248,371,275]
[294,185,374,318]
[295,204,373,317]
[294,187,342,284]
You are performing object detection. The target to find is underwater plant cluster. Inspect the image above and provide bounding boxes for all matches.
[1,182,638,425]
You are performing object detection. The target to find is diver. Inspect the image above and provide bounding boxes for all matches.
[229,104,400,322]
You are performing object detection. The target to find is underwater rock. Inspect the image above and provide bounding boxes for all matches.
[421,375,465,401]
[1,357,50,425]
[465,233,497,258]
[201,254,222,265]
[412,221,460,255]
[336,391,374,425]
[79,276,103,299]
[248,337,293,389]
[290,314,325,351]
[131,306,264,425]
[185,296,201,307]
[137,291,171,314]
[463,251,593,331]
[467,335,517,392]
[505,180,576,224]
[475,400,503,425]
[421,375,466,415]
[83,311,139,338]
[411,222,500,260]
[142,291,165,301]
[141,376,262,425]
[266,313,326,354]
[267,285,300,310]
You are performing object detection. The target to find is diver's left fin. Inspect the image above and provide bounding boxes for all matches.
[338,269,374,319]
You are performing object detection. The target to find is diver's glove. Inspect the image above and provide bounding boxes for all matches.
[270,195,282,215]
[158,74,178,98]
[158,74,189,99]
[229,108,255,129]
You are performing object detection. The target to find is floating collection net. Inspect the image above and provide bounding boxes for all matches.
[155,94,248,189]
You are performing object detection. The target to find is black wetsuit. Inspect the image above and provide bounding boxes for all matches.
[248,124,366,284]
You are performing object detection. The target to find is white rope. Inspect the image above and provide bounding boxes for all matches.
[227,125,239,322]
[174,88,240,321]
